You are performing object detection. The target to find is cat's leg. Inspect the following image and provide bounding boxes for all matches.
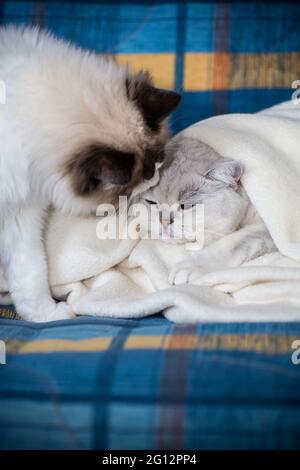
[0,206,74,322]
[169,224,276,285]
[0,266,11,303]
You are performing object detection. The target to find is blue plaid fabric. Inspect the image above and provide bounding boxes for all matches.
[1,1,300,449]
[1,310,300,449]
[1,1,300,132]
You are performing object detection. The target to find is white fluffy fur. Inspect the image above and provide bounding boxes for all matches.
[0,26,148,321]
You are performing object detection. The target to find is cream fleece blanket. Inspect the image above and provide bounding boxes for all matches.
[2,100,300,323]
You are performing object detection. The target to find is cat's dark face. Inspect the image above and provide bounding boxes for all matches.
[61,70,180,214]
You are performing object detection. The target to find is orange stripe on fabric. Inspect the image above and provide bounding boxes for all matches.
[212,52,231,91]
[158,324,195,449]
[125,334,295,354]
[184,52,300,91]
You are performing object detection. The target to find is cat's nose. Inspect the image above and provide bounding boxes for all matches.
[161,219,170,228]
[160,213,174,227]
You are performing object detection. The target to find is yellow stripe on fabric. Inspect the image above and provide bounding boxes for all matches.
[124,333,296,354]
[184,53,213,91]
[4,334,298,355]
[114,53,175,89]
[184,52,300,91]
[6,337,112,354]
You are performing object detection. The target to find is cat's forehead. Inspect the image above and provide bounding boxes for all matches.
[167,137,220,168]
[144,137,223,202]
[148,174,200,202]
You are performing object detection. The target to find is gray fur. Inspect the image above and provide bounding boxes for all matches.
[141,136,276,284]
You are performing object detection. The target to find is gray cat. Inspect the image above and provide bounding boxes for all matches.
[141,136,276,285]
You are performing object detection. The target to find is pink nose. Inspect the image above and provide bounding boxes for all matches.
[161,219,170,228]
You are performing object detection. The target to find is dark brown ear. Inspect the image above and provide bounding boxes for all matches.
[67,144,135,195]
[126,70,181,131]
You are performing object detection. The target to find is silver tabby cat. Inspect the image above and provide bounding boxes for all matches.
[141,136,276,285]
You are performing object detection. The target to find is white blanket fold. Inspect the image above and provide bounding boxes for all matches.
[2,101,300,322]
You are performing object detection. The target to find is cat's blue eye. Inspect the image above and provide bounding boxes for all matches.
[145,199,157,205]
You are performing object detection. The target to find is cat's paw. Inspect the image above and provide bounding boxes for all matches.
[16,297,76,322]
[169,260,206,285]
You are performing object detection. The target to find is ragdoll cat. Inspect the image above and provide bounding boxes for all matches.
[0,26,180,321]
[140,136,276,285]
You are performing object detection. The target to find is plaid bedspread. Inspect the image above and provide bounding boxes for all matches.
[1,0,300,449]
[1,1,300,132]
[1,307,300,449]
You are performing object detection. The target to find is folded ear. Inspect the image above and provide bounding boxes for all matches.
[206,159,243,188]
[68,144,136,195]
[126,70,181,131]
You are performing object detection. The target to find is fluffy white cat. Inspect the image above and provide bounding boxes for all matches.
[0,26,180,321]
